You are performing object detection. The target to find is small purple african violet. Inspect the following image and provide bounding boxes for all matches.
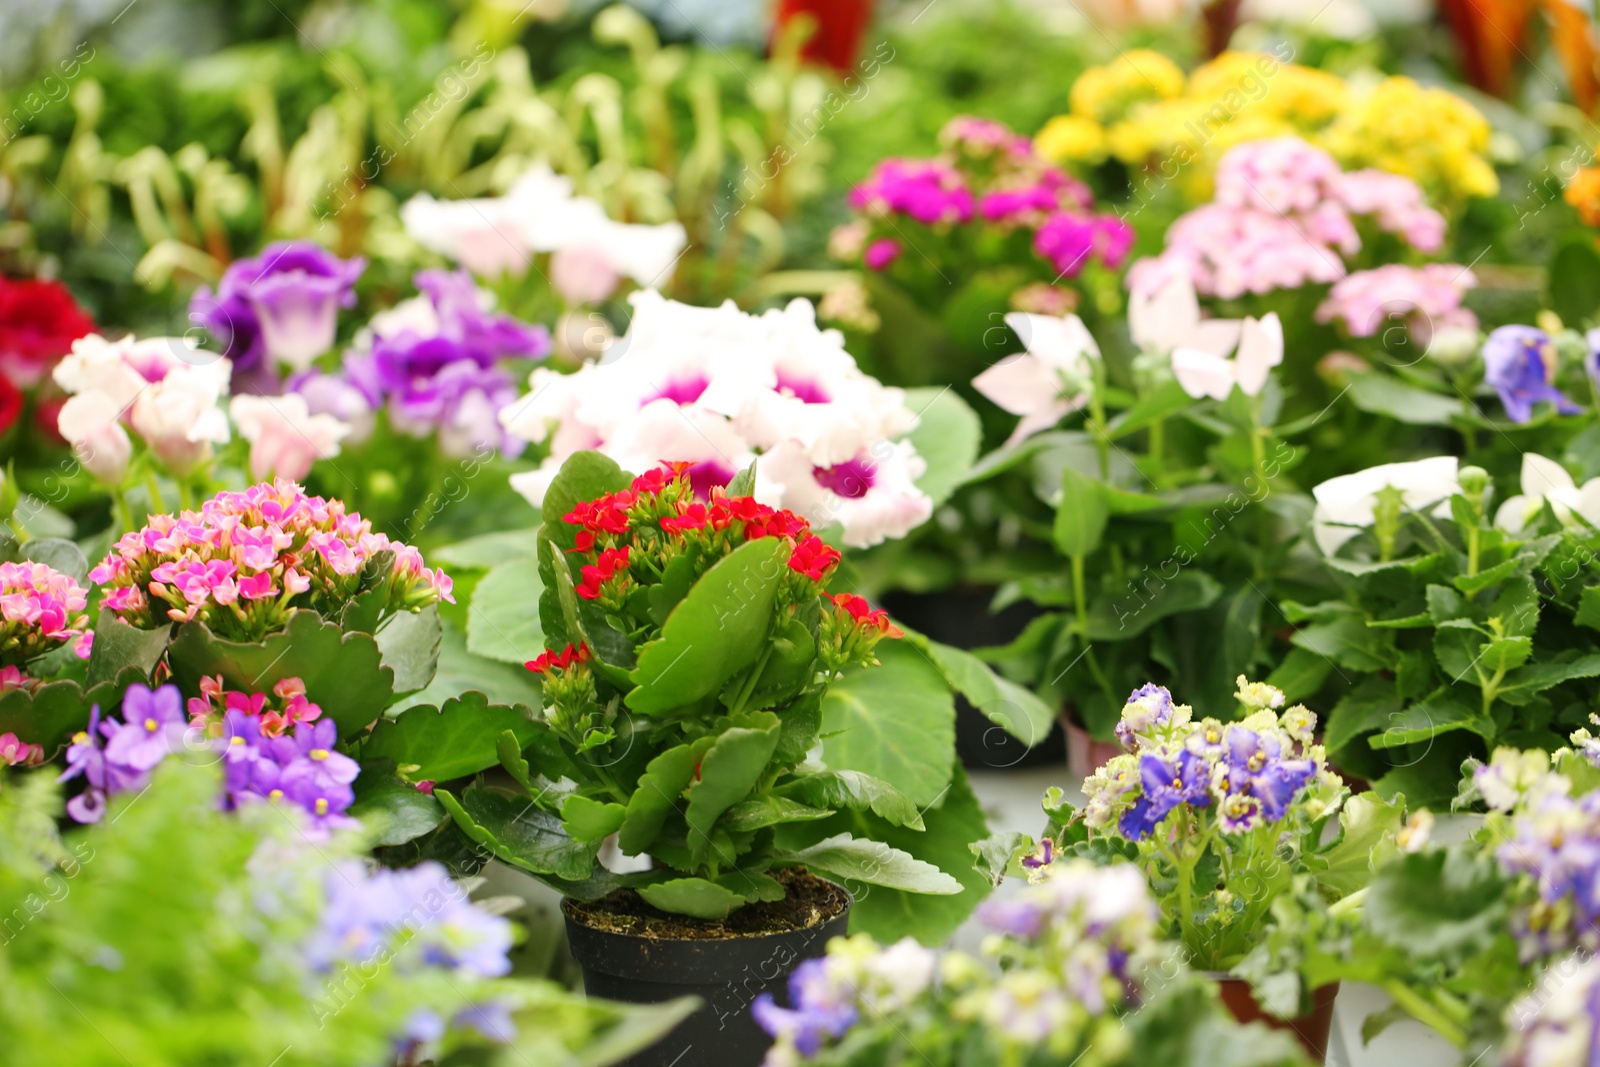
[1482,325,1581,424]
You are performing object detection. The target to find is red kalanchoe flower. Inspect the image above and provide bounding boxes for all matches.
[830,593,904,637]
[0,276,96,388]
[0,376,21,436]
[525,642,593,675]
[577,547,631,600]
[788,535,842,581]
[661,503,710,534]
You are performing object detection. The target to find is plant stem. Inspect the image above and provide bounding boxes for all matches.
[1327,885,1369,918]
[145,471,168,515]
[1382,981,1468,1047]
[1466,525,1480,577]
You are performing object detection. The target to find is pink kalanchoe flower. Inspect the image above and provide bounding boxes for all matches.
[0,560,90,669]
[188,673,322,738]
[90,479,453,642]
[863,238,902,272]
[0,731,43,767]
[1315,264,1478,339]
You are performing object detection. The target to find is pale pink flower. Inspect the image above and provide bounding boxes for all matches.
[230,394,351,481]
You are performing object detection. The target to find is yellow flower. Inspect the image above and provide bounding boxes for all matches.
[1566,164,1600,227]
[1068,49,1185,126]
[1035,114,1107,164]
[1321,76,1498,203]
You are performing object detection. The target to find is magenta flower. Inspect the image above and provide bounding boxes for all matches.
[0,560,89,668]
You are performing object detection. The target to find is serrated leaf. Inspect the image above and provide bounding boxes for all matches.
[720,795,835,833]
[20,538,87,584]
[970,832,1030,886]
[562,795,628,843]
[86,609,170,686]
[362,692,537,782]
[685,714,780,865]
[617,738,714,855]
[902,632,1055,745]
[349,775,445,846]
[1264,647,1331,703]
[1366,692,1488,749]
[1085,571,1223,641]
[1315,793,1404,897]
[779,770,924,830]
[783,833,961,894]
[1365,848,1508,962]
[375,605,441,694]
[437,782,602,887]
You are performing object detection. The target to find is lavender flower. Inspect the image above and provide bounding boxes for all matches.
[59,686,191,822]
[1116,683,1176,752]
[1504,950,1600,1066]
[752,960,859,1057]
[1119,749,1212,840]
[192,241,366,381]
[1483,326,1581,424]
[1215,725,1317,823]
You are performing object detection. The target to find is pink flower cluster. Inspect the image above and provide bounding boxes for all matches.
[187,674,323,738]
[845,115,1129,281]
[0,730,43,767]
[0,560,89,668]
[1315,264,1478,339]
[1127,137,1449,300]
[89,479,453,641]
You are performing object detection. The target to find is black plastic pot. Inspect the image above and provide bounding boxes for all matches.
[563,883,852,1067]
[882,587,1065,770]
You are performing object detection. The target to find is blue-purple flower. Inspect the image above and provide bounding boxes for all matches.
[1214,726,1317,825]
[1483,325,1580,424]
[1116,683,1176,752]
[752,959,859,1056]
[1118,749,1211,840]
[192,241,366,382]
[59,685,191,822]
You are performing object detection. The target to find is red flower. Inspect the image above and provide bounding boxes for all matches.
[526,642,593,675]
[0,277,96,388]
[831,592,903,637]
[788,535,841,580]
[0,376,20,436]
[564,491,633,535]
[660,503,709,534]
[577,546,631,600]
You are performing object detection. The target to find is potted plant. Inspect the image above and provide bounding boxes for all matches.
[1027,677,1406,1062]
[753,857,1309,1067]
[435,454,980,1066]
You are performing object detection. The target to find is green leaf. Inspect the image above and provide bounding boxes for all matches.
[1367,692,1488,749]
[1549,238,1600,327]
[1346,373,1466,426]
[780,765,992,945]
[1365,847,1509,963]
[375,605,441,694]
[969,832,1030,886]
[1083,571,1223,641]
[1314,793,1403,897]
[1053,468,1109,557]
[1478,636,1532,673]
[467,557,545,665]
[779,770,925,830]
[1108,379,1193,440]
[437,782,602,886]
[86,609,170,687]
[904,632,1055,745]
[725,460,757,498]
[720,795,835,832]
[636,878,748,919]
[348,775,444,846]
[497,730,534,791]
[685,714,781,864]
[362,692,537,782]
[617,739,714,855]
[1576,586,1600,631]
[783,833,961,894]
[902,386,981,509]
[626,538,788,716]
[390,619,543,713]
[1453,557,1520,595]
[1324,684,1402,753]
[0,678,97,751]
[431,528,539,570]
[820,640,955,808]
[1263,647,1331,704]
[562,795,628,843]
[541,451,633,550]
[1499,653,1600,697]
[166,611,394,739]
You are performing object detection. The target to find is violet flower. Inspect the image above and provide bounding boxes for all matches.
[192,241,366,381]
[1483,326,1581,424]
[1119,749,1211,840]
[752,959,859,1056]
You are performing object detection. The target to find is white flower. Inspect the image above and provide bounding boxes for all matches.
[230,394,351,481]
[400,191,532,277]
[1170,312,1283,400]
[1310,456,1460,556]
[1495,453,1600,535]
[1396,810,1434,853]
[761,438,933,548]
[972,313,1099,446]
[1128,274,1240,358]
[54,334,231,480]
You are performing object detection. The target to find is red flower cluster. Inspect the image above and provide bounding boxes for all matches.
[0,277,96,389]
[830,593,903,637]
[526,642,592,675]
[577,547,630,601]
[563,464,842,584]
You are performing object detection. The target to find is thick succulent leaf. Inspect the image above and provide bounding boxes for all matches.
[361,691,537,782]
[685,714,780,865]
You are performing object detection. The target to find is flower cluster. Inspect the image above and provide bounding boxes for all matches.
[59,684,194,823]
[1038,52,1496,205]
[401,164,687,302]
[1503,951,1600,1067]
[90,480,452,640]
[1481,325,1581,425]
[845,115,1131,281]
[755,860,1159,1065]
[53,333,232,485]
[217,712,360,838]
[307,269,551,459]
[0,560,90,667]
[186,674,323,737]
[1127,137,1449,301]
[500,291,933,548]
[0,732,44,768]
[1081,677,1327,840]
[191,241,366,385]
[1315,264,1478,342]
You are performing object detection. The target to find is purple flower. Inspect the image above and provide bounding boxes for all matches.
[1215,726,1316,824]
[59,685,190,822]
[977,896,1048,938]
[1119,749,1211,840]
[1483,326,1580,424]
[753,960,858,1055]
[1115,683,1175,752]
[415,269,550,363]
[193,241,366,379]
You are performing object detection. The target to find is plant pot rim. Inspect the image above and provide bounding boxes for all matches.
[562,868,852,945]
